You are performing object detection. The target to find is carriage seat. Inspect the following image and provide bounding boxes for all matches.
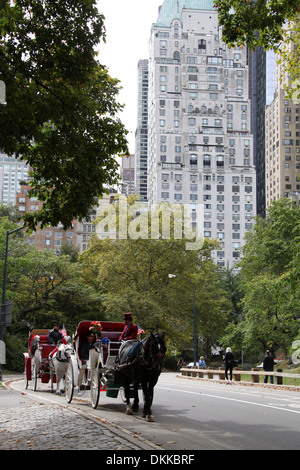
[100,330,122,366]
[29,330,52,357]
[41,344,56,359]
[33,334,57,359]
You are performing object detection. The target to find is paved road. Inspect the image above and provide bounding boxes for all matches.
[0,377,159,451]
[155,374,300,450]
[2,372,300,451]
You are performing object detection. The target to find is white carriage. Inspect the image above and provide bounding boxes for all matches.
[65,320,126,409]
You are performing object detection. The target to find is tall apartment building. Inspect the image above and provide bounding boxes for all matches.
[265,46,300,208]
[135,59,149,201]
[120,154,135,195]
[250,48,276,218]
[147,0,256,268]
[16,184,78,253]
[0,153,29,205]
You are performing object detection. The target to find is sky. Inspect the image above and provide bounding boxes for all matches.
[96,0,163,154]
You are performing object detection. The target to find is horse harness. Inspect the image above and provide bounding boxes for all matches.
[49,346,70,363]
[141,336,165,370]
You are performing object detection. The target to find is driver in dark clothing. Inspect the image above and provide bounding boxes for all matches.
[47,322,63,345]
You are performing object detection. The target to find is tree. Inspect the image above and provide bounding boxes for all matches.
[238,199,300,356]
[215,1,300,102]
[0,0,129,231]
[215,0,300,50]
[9,248,104,332]
[80,196,230,355]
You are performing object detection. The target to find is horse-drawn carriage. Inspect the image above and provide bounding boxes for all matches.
[23,329,57,391]
[23,329,72,394]
[65,320,166,421]
[65,320,125,409]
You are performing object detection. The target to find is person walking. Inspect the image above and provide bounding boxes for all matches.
[223,347,235,384]
[263,350,275,384]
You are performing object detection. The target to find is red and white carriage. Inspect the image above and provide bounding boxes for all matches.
[65,320,127,409]
[23,329,57,391]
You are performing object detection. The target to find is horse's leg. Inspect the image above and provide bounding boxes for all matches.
[141,380,154,422]
[146,373,160,421]
[132,382,139,412]
[56,365,62,395]
[50,363,54,393]
[60,365,66,393]
[147,384,154,419]
[124,376,133,415]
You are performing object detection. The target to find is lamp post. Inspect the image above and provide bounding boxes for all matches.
[168,274,198,366]
[0,225,25,380]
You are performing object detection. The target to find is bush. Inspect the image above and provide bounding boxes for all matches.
[164,354,179,370]
[4,332,27,373]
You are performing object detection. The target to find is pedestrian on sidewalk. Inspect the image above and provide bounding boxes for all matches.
[263,350,274,384]
[223,347,235,384]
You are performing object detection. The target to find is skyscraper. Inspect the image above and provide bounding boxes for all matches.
[0,153,29,205]
[135,59,149,201]
[147,0,256,268]
[250,47,276,218]
[265,32,300,208]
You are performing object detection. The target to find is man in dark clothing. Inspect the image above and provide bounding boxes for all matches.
[263,350,275,384]
[81,331,96,364]
[223,347,235,384]
[47,322,63,345]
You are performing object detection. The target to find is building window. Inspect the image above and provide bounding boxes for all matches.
[190,154,198,166]
[203,155,211,168]
[198,39,206,51]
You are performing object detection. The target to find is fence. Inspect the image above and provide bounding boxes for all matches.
[180,367,300,387]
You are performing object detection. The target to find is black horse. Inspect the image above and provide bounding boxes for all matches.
[117,332,166,422]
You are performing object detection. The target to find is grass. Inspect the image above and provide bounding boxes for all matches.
[239,361,300,386]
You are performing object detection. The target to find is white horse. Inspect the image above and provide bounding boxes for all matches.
[49,340,72,395]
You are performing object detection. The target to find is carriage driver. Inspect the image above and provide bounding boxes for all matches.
[47,322,63,345]
[118,313,138,341]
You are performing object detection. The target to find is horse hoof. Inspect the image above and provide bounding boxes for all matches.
[56,391,62,396]
[126,409,133,415]
[146,415,155,422]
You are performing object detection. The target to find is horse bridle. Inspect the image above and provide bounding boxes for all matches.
[143,336,165,369]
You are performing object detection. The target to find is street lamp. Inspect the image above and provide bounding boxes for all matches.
[168,274,198,366]
[0,225,25,380]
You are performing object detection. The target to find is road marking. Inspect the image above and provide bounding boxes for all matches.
[157,386,300,415]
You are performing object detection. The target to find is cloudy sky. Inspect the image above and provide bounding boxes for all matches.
[96,1,163,153]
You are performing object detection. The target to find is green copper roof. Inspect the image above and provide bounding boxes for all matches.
[155,0,216,27]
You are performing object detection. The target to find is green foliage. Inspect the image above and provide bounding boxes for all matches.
[215,0,300,50]
[80,198,231,355]
[238,199,300,356]
[0,0,129,231]
[3,331,26,373]
[215,1,300,102]
[0,216,104,342]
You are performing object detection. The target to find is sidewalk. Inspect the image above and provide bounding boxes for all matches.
[0,384,153,451]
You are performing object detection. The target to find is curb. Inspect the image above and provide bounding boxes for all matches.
[3,377,163,451]
[177,374,300,392]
